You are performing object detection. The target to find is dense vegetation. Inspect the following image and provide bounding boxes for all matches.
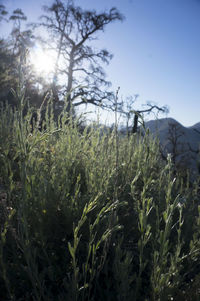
[0,94,200,301]
[0,2,200,300]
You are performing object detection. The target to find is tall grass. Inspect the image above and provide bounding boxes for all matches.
[0,95,200,300]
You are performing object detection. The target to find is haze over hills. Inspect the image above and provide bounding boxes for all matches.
[189,122,200,132]
[144,118,200,176]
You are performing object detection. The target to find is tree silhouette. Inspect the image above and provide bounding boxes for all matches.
[0,8,49,108]
[120,96,168,134]
[33,0,124,113]
[0,4,7,24]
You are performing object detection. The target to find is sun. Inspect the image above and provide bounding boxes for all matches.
[29,47,56,78]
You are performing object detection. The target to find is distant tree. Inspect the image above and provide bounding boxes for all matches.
[0,5,11,100]
[0,4,8,24]
[121,96,168,134]
[131,104,167,134]
[0,8,49,108]
[160,121,193,177]
[9,9,34,76]
[164,122,186,165]
[0,39,17,103]
[33,0,124,113]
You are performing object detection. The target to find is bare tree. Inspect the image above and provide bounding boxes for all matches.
[131,104,167,134]
[33,0,124,113]
[165,122,186,165]
[120,96,168,134]
[160,121,193,177]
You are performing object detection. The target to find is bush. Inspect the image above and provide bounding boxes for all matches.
[0,100,200,300]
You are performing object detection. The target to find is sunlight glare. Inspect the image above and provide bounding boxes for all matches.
[30,47,56,78]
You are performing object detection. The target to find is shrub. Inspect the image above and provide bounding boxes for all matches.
[0,100,200,300]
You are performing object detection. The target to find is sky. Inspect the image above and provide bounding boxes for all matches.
[1,0,200,126]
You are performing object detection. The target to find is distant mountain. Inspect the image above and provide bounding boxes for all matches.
[144,118,200,176]
[190,121,200,129]
[189,122,200,134]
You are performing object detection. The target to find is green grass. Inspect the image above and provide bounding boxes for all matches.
[0,99,200,300]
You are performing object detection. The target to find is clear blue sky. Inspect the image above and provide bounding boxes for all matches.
[1,0,200,126]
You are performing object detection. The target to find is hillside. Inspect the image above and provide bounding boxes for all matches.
[145,118,200,176]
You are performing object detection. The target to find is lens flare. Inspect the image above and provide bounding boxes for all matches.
[29,47,56,78]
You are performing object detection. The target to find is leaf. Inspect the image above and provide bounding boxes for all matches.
[68,242,74,258]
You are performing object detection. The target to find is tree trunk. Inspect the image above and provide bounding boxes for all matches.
[66,47,75,113]
[132,113,138,133]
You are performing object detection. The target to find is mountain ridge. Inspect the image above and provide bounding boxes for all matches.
[144,117,200,176]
